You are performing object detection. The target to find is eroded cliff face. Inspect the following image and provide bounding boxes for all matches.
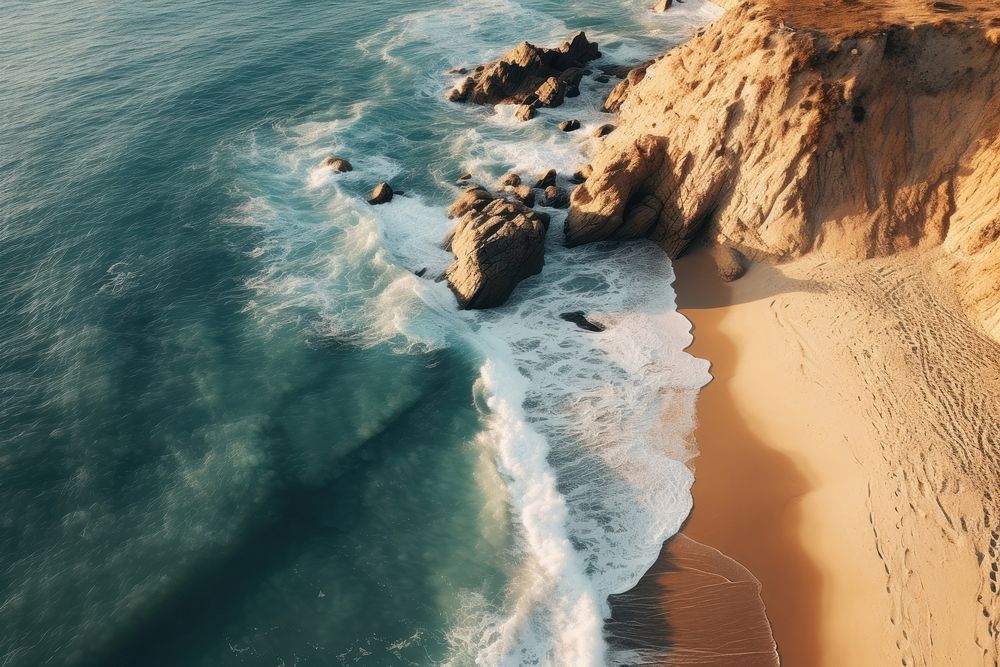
[567,0,1000,336]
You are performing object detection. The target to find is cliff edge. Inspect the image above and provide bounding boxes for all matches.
[567,0,1000,338]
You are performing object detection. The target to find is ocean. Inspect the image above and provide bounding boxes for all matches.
[0,0,718,664]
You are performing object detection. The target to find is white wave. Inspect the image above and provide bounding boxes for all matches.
[229,0,724,662]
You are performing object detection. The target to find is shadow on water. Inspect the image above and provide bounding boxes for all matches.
[79,349,474,667]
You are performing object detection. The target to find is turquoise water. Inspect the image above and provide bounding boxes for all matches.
[1,1,717,664]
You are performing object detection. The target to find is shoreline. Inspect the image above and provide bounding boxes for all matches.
[630,248,1000,665]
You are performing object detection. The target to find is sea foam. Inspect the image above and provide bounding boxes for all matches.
[237,0,720,662]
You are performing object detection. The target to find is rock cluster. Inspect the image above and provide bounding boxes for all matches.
[447,32,601,121]
[445,186,551,309]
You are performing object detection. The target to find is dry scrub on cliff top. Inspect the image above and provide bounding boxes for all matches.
[567,0,1000,338]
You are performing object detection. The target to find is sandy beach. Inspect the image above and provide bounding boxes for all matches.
[634,249,1000,665]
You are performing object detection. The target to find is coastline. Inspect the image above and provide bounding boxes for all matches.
[631,248,1000,665]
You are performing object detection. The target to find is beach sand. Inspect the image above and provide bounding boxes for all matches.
[617,248,1000,665]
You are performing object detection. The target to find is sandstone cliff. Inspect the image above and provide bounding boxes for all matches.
[566,0,1000,338]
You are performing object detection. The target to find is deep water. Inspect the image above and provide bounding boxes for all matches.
[1,1,718,664]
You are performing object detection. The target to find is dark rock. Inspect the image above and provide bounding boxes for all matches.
[560,311,605,332]
[414,268,428,277]
[593,123,617,138]
[534,168,557,189]
[571,164,593,184]
[458,172,473,181]
[447,77,476,102]
[445,192,550,309]
[596,75,611,84]
[512,185,536,208]
[368,182,393,205]
[539,185,570,208]
[321,156,353,172]
[599,64,633,79]
[559,119,581,132]
[499,172,522,188]
[449,66,469,74]
[559,68,585,98]
[446,32,601,109]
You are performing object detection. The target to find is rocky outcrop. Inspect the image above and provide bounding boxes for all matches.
[321,156,353,172]
[566,0,1000,337]
[447,32,600,119]
[445,186,550,308]
[368,182,393,205]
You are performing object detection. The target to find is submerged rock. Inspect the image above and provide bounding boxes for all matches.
[560,311,605,332]
[599,64,633,79]
[445,190,550,309]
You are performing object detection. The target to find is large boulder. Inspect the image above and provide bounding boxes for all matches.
[321,156,353,172]
[445,190,550,309]
[368,182,393,205]
[446,32,601,111]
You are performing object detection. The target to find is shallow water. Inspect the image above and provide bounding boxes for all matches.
[1,1,717,664]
